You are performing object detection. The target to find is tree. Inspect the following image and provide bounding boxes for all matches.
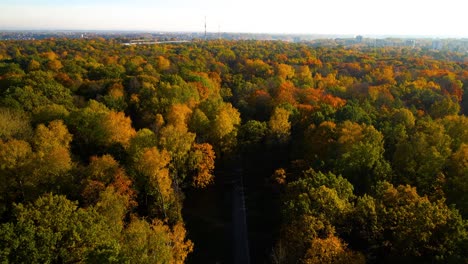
[103,82,127,111]
[393,120,452,194]
[295,65,313,87]
[238,120,268,152]
[303,121,337,167]
[0,120,73,209]
[244,59,273,79]
[188,108,210,140]
[209,102,241,154]
[102,111,137,148]
[127,128,159,159]
[133,147,178,220]
[166,103,192,130]
[188,143,215,188]
[268,107,291,144]
[68,100,136,155]
[391,108,416,128]
[335,121,391,193]
[32,104,69,125]
[46,59,63,72]
[0,194,116,263]
[368,182,466,260]
[429,95,460,118]
[33,120,73,177]
[82,154,136,212]
[303,234,365,264]
[445,144,468,218]
[0,108,32,140]
[120,217,193,264]
[335,101,372,124]
[27,59,41,72]
[278,169,357,263]
[158,124,196,184]
[441,115,468,151]
[275,63,295,80]
[155,56,171,71]
[120,217,172,264]
[0,139,33,209]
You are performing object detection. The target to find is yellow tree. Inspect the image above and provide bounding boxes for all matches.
[275,63,295,80]
[166,103,192,130]
[33,120,73,178]
[46,59,63,72]
[303,234,365,264]
[210,102,241,154]
[268,107,291,144]
[134,147,175,219]
[102,111,137,148]
[83,155,136,216]
[0,139,33,204]
[188,143,216,188]
[155,56,171,71]
[159,124,196,184]
[120,217,193,264]
[170,221,194,264]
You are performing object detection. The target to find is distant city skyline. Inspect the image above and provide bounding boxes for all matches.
[0,0,466,38]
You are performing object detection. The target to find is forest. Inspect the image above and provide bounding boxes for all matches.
[0,38,467,263]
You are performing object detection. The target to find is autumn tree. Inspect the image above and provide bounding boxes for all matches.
[208,102,241,154]
[68,100,136,157]
[0,139,34,210]
[303,234,365,264]
[33,120,73,178]
[159,124,195,176]
[120,217,193,264]
[0,108,32,140]
[132,146,178,221]
[188,143,215,188]
[278,169,356,262]
[268,107,291,144]
[334,121,391,193]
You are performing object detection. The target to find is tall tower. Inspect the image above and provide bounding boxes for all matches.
[204,16,207,40]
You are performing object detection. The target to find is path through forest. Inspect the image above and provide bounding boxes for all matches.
[231,165,250,264]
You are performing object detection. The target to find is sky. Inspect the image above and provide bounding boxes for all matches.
[0,0,466,37]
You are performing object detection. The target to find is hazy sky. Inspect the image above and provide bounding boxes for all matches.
[0,0,466,37]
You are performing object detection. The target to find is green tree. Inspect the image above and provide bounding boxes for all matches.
[0,108,32,140]
[278,169,356,263]
[360,182,467,261]
[335,121,391,193]
[445,144,468,218]
[0,194,116,263]
[238,120,268,152]
[393,120,452,194]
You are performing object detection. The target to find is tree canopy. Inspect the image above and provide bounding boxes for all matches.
[0,38,466,263]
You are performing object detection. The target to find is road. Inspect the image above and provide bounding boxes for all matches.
[231,166,250,264]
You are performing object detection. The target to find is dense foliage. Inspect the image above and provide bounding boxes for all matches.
[0,38,466,263]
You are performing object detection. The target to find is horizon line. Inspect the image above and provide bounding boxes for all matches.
[1,28,467,40]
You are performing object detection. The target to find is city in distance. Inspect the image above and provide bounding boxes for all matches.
[0,0,467,38]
